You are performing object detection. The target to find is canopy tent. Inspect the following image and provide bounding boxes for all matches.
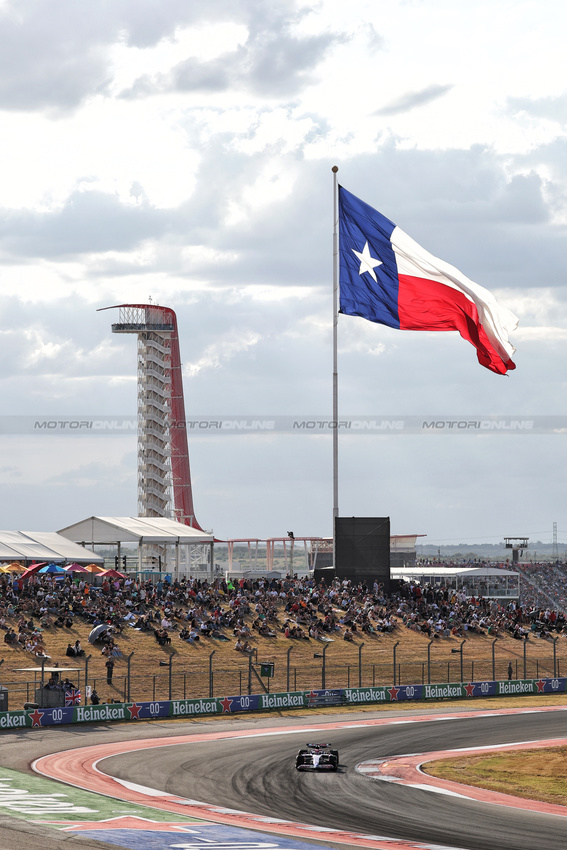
[14,666,81,673]
[58,516,214,545]
[0,530,102,565]
[58,516,215,580]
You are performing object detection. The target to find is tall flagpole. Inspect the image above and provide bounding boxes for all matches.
[332,166,339,548]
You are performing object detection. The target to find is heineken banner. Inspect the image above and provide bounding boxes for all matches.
[0,677,565,730]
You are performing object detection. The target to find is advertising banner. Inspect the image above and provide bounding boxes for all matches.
[0,677,564,729]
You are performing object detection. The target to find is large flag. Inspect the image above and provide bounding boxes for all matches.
[338,186,518,374]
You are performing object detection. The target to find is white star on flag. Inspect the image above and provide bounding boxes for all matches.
[352,241,382,282]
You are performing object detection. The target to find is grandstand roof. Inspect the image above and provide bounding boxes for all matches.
[0,530,103,564]
[58,516,214,546]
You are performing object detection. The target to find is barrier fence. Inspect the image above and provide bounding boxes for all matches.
[1,638,563,709]
[0,676,565,731]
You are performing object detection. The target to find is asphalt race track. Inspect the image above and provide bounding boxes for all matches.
[2,706,567,850]
[96,708,567,850]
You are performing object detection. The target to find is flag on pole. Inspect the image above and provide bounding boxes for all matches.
[338,186,518,374]
[65,688,81,706]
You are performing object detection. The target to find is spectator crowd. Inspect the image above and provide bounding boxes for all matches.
[0,560,566,668]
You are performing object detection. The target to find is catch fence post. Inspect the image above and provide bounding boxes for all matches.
[84,654,92,695]
[393,641,399,686]
[459,640,466,683]
[322,643,329,689]
[491,638,498,681]
[209,650,216,698]
[427,639,433,685]
[552,637,558,678]
[358,642,364,687]
[286,646,294,692]
[126,652,134,702]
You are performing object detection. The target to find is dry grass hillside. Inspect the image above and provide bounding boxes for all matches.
[1,598,566,707]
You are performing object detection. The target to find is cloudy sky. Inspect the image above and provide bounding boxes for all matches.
[1,0,566,548]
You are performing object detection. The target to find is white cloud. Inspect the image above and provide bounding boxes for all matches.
[108,22,250,94]
[185,330,262,377]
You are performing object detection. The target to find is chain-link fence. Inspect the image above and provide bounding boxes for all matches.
[2,639,562,709]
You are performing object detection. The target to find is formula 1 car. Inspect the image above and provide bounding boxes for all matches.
[295,743,339,771]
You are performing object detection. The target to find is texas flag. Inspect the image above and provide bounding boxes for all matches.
[338,186,518,374]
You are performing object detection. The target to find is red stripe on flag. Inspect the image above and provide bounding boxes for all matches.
[397,274,516,375]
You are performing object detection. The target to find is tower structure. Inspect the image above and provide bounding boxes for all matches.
[100,303,202,529]
[504,537,528,565]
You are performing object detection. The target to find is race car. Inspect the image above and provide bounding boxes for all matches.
[295,743,339,771]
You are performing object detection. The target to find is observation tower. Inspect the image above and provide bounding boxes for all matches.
[100,303,203,530]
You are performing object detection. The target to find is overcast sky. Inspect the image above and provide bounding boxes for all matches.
[1,0,566,548]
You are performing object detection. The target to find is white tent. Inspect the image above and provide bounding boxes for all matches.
[0,530,103,564]
[58,516,214,578]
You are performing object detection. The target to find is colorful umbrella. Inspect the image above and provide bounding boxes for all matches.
[20,563,47,580]
[64,563,89,573]
[98,569,127,579]
[4,562,26,573]
[39,563,66,574]
[84,563,106,573]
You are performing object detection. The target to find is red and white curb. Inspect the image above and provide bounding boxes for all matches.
[356,736,567,817]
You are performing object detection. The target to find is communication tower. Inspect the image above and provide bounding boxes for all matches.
[100,303,202,529]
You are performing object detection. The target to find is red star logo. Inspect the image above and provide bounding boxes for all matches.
[128,702,142,719]
[307,690,318,704]
[388,685,400,701]
[29,708,44,727]
[536,679,546,693]
[464,682,475,697]
[220,696,233,713]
